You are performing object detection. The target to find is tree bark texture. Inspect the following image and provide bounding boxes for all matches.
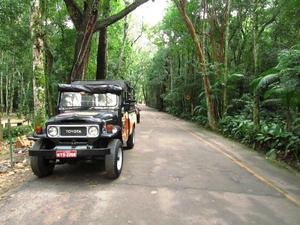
[209,0,217,66]
[252,0,260,127]
[31,0,46,127]
[115,13,129,77]
[223,0,231,117]
[63,0,149,82]
[45,44,54,116]
[96,0,110,80]
[70,0,99,82]
[94,0,149,32]
[175,0,217,130]
[96,27,108,80]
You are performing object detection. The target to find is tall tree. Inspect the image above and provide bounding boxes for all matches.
[252,0,281,127]
[96,0,110,80]
[223,0,231,117]
[64,0,149,81]
[174,0,217,130]
[252,0,260,127]
[31,0,46,128]
[70,0,99,81]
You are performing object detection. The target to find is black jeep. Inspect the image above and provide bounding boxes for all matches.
[29,80,138,179]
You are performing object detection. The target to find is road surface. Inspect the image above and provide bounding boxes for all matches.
[0,106,300,225]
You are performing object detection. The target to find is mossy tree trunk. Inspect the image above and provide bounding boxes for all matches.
[96,0,110,80]
[223,0,231,118]
[64,0,149,81]
[31,0,46,128]
[252,0,260,128]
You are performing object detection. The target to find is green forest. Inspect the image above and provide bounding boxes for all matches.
[0,0,299,168]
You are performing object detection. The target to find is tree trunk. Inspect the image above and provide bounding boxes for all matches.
[70,0,99,82]
[286,106,292,132]
[223,0,231,117]
[9,68,15,114]
[19,75,25,115]
[96,0,110,80]
[5,67,9,115]
[45,44,54,116]
[201,0,207,63]
[209,0,218,66]
[31,0,46,127]
[64,0,149,82]
[253,93,260,127]
[286,96,293,132]
[0,52,3,113]
[252,0,260,127]
[0,72,2,108]
[142,84,147,105]
[0,69,2,142]
[175,0,217,130]
[170,58,173,91]
[116,14,129,77]
[96,27,108,80]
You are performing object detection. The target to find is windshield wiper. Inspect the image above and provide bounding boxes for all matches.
[60,106,94,110]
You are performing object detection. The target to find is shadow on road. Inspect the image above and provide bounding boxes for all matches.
[28,161,115,189]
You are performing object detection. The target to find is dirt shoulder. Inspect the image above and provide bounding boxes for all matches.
[0,142,32,198]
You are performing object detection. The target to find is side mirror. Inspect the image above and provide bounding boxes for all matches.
[122,102,130,111]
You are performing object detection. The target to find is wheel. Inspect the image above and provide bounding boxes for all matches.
[126,127,135,150]
[105,139,123,179]
[30,139,55,178]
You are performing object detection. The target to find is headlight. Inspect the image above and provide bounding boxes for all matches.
[48,126,58,137]
[88,126,99,137]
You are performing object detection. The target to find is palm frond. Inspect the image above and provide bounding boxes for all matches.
[264,86,284,99]
[255,73,280,93]
[250,68,278,91]
[262,98,282,106]
[228,73,244,82]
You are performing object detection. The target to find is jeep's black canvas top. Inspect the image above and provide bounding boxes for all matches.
[58,80,132,94]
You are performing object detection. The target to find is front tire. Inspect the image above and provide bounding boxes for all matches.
[105,139,123,179]
[30,140,55,178]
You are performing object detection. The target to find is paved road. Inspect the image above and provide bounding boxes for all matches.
[0,107,300,225]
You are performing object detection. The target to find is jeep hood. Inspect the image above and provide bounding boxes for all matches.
[47,111,116,124]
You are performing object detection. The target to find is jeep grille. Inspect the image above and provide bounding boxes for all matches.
[60,127,87,137]
[47,125,99,138]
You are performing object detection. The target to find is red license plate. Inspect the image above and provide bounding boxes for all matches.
[56,150,77,158]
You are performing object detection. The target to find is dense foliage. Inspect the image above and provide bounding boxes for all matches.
[0,0,299,167]
[0,0,145,118]
[3,125,33,139]
[144,0,300,166]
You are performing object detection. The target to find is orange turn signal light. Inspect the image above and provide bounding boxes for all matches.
[35,126,43,134]
[106,125,114,133]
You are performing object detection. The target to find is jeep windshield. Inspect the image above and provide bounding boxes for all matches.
[59,92,118,111]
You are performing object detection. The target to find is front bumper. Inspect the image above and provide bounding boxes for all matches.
[29,148,110,159]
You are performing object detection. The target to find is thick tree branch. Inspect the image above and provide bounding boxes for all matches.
[64,0,83,30]
[94,0,149,32]
[131,22,144,46]
[175,0,206,65]
[70,0,99,81]
[174,0,217,130]
[258,9,280,38]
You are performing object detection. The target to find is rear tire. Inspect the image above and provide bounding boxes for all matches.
[105,139,123,179]
[30,140,55,178]
[126,128,135,150]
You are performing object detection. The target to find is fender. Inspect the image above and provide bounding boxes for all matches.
[122,112,130,142]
